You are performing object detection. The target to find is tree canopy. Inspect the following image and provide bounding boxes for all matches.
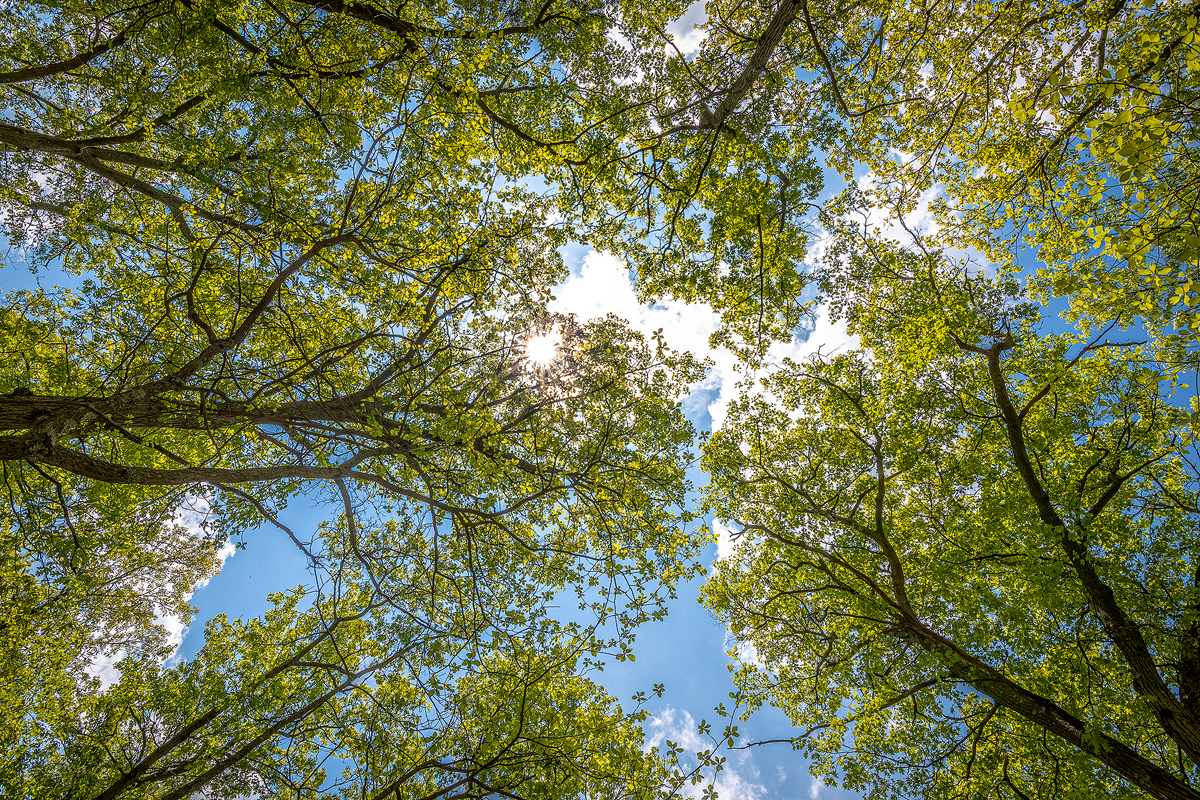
[1,1,710,796]
[4,0,1200,798]
[704,236,1200,799]
[690,1,1200,798]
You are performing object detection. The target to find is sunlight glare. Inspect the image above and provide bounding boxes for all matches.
[524,326,561,367]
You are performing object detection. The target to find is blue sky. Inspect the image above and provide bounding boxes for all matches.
[13,177,1170,799]
[5,4,1184,796]
[11,160,1145,800]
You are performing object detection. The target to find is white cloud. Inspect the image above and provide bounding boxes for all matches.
[783,303,859,367]
[712,519,739,561]
[645,707,768,800]
[853,171,941,241]
[666,0,708,56]
[723,629,762,668]
[85,651,125,687]
[550,248,733,427]
[607,27,635,53]
[840,170,992,276]
[551,248,857,431]
[714,760,768,800]
[158,537,238,662]
[645,706,706,753]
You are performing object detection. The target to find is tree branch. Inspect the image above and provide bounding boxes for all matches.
[972,337,1200,767]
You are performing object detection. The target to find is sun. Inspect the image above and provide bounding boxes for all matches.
[524,326,562,367]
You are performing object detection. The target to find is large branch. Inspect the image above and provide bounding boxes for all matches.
[1,427,527,520]
[698,0,801,130]
[0,393,376,432]
[0,121,307,243]
[292,0,586,44]
[131,235,352,395]
[0,235,353,453]
[0,430,372,484]
[0,26,134,84]
[0,379,549,479]
[975,337,1200,768]
[899,621,1200,800]
[769,521,1198,797]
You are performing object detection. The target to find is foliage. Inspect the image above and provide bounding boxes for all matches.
[10,0,1200,798]
[0,0,715,796]
[670,1,1200,796]
[797,0,1200,331]
[703,230,1200,799]
[8,569,669,800]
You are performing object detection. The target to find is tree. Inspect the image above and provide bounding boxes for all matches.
[6,561,673,800]
[0,0,715,795]
[702,223,1200,799]
[670,2,1200,795]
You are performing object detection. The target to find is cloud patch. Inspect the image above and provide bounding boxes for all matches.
[551,248,857,431]
[646,707,768,800]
